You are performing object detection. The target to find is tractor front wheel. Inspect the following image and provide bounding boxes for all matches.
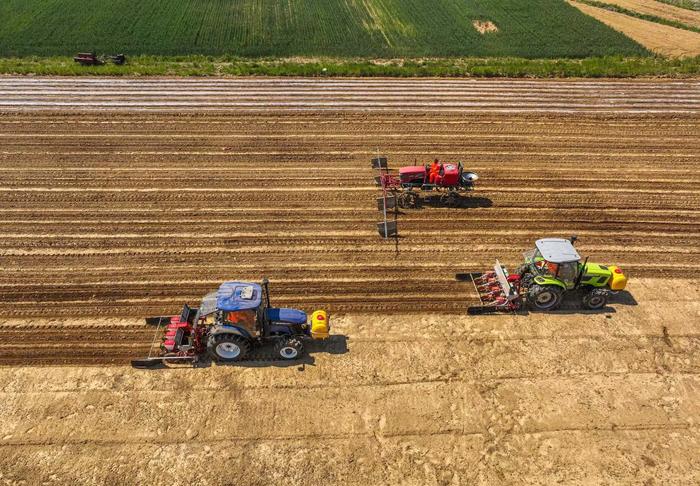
[274,337,304,360]
[528,284,563,311]
[583,288,608,310]
[208,334,250,362]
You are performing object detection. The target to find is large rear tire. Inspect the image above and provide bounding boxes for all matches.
[528,284,563,311]
[208,334,250,362]
[583,288,608,310]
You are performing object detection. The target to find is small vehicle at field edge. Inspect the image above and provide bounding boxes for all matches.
[73,52,126,66]
[459,236,628,314]
[131,278,330,368]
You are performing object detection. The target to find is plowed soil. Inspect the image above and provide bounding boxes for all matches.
[569,0,700,57]
[0,77,699,484]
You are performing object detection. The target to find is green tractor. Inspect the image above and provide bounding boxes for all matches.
[517,236,628,311]
[458,236,629,314]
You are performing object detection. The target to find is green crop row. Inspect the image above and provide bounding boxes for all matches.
[0,0,649,58]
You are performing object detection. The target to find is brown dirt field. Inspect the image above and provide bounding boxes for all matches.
[473,20,499,34]
[569,0,700,57]
[0,77,699,484]
[1,278,699,484]
[597,0,700,28]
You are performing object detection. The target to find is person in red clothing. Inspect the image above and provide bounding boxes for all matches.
[429,158,440,184]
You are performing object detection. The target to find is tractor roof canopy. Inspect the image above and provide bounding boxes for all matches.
[535,238,581,263]
[216,281,262,312]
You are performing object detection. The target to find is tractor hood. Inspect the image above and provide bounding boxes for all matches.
[266,307,307,325]
[582,263,611,278]
[399,166,426,177]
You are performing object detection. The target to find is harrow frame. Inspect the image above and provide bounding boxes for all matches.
[457,260,523,315]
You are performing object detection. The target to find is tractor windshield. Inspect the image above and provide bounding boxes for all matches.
[523,248,538,262]
[525,249,558,277]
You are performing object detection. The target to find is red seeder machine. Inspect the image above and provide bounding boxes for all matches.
[373,156,479,209]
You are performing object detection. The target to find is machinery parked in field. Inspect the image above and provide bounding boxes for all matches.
[373,157,479,208]
[73,52,126,66]
[458,236,628,314]
[132,279,330,368]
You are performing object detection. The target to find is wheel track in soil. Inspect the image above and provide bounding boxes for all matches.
[0,78,698,365]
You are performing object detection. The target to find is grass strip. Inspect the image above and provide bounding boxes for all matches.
[0,56,698,78]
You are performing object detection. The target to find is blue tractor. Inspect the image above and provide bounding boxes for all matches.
[132,278,330,368]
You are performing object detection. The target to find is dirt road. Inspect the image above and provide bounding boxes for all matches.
[0,77,698,484]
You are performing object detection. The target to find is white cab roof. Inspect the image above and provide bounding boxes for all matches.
[535,238,581,263]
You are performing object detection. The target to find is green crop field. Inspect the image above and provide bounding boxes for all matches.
[0,0,649,58]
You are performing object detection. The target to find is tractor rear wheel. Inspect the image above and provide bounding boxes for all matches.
[274,337,304,360]
[583,288,608,310]
[398,191,418,209]
[208,334,250,362]
[528,284,563,311]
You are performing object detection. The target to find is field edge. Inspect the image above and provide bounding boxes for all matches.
[1,55,699,77]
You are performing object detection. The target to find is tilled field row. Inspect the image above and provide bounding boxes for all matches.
[0,79,698,365]
[3,113,697,134]
[1,77,698,112]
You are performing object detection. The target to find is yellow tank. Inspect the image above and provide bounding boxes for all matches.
[608,266,628,291]
[310,310,330,339]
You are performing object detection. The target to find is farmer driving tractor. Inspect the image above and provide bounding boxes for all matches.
[429,158,441,184]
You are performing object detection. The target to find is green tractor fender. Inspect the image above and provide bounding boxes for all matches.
[532,275,567,289]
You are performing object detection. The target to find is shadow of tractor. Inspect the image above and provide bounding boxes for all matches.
[418,195,493,210]
[197,334,349,369]
[520,289,638,316]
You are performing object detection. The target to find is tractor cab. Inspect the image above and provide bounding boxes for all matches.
[523,238,581,289]
[216,281,266,337]
[214,280,304,332]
